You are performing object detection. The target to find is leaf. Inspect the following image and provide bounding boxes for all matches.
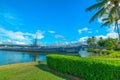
[89,8,105,23]
[86,1,106,12]
[101,21,111,27]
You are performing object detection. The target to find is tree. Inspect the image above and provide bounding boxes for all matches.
[97,37,105,47]
[86,0,120,41]
[97,37,118,49]
[104,38,118,50]
[101,15,120,41]
[87,36,97,46]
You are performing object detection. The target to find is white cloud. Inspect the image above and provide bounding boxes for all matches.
[82,27,88,31]
[48,30,55,34]
[105,26,118,38]
[95,35,107,40]
[0,27,44,44]
[78,27,88,34]
[98,17,103,23]
[95,32,118,40]
[79,30,118,44]
[98,14,108,23]
[107,26,114,33]
[0,28,26,40]
[107,32,118,38]
[79,36,88,42]
[55,34,65,39]
[94,25,118,40]
[15,41,26,45]
[35,30,44,39]
[78,29,82,34]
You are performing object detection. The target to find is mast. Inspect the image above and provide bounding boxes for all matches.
[33,32,38,46]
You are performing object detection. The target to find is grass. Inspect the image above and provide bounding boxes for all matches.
[0,62,68,80]
[1,50,120,80]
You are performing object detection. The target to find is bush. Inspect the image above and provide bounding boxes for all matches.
[107,51,120,58]
[47,54,120,80]
[87,49,111,55]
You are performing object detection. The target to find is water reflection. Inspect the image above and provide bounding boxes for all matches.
[79,48,90,57]
[29,52,40,61]
[0,51,46,65]
[0,49,93,65]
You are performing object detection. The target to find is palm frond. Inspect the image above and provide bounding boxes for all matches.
[101,21,111,27]
[86,1,106,12]
[96,0,108,2]
[118,6,120,15]
[101,18,109,21]
[99,7,107,16]
[89,8,105,23]
[108,7,116,17]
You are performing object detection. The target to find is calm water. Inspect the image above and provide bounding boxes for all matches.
[0,50,91,66]
[0,51,46,65]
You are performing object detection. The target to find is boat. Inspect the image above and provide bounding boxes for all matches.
[0,33,82,53]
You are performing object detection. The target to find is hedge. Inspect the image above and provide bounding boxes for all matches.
[47,54,120,80]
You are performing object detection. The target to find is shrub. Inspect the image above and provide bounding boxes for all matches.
[47,54,120,80]
[87,49,111,55]
[107,51,120,58]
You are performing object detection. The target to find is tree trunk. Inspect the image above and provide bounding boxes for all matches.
[115,7,120,48]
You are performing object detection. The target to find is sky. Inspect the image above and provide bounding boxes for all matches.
[0,0,118,45]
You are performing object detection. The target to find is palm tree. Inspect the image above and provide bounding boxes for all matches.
[97,37,105,47]
[86,0,120,40]
[101,16,120,41]
[87,36,97,46]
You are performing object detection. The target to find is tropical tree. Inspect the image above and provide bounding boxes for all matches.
[97,37,105,47]
[87,36,97,46]
[104,38,118,50]
[101,15,120,40]
[86,0,120,41]
[97,37,118,49]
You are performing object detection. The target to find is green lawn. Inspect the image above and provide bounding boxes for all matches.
[0,62,67,80]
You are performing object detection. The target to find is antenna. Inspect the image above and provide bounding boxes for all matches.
[34,32,38,46]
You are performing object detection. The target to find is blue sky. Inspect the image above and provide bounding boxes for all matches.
[0,0,118,45]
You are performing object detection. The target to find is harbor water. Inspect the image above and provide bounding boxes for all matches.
[0,49,91,65]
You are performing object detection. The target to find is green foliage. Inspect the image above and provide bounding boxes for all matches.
[107,51,120,58]
[86,0,120,23]
[87,48,111,55]
[115,48,120,51]
[104,38,118,50]
[86,0,120,40]
[47,54,120,80]
[88,49,120,58]
[87,36,118,50]
[97,37,118,49]
[97,37,105,47]
[87,36,97,46]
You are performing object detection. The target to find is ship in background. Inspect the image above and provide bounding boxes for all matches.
[0,33,85,53]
